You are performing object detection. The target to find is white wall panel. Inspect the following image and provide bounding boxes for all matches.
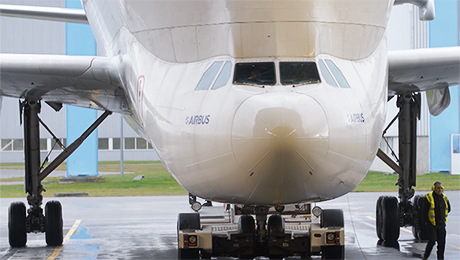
[371,4,430,174]
[0,0,152,162]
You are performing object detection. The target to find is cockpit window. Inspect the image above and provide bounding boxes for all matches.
[318,60,338,88]
[211,61,232,90]
[325,59,350,88]
[196,61,223,90]
[233,62,276,86]
[280,62,321,85]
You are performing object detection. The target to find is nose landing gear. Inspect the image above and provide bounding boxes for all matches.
[178,203,344,259]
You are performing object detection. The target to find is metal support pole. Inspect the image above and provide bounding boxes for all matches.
[23,100,43,207]
[38,110,112,182]
[120,114,124,174]
[397,94,419,202]
[396,93,420,226]
[22,99,45,232]
[376,149,402,175]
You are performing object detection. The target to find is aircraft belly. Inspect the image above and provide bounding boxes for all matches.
[174,89,369,205]
[144,78,379,205]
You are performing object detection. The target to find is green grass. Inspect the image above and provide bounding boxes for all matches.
[1,163,459,198]
[353,171,460,192]
[0,163,187,197]
[0,161,162,169]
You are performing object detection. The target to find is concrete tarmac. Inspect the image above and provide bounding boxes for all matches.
[0,191,458,259]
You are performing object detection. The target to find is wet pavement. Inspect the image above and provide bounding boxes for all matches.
[0,191,458,259]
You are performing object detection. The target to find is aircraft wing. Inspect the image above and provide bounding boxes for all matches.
[388,47,460,95]
[0,53,129,113]
[388,47,460,115]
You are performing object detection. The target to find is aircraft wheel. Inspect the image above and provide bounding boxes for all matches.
[413,195,430,240]
[268,214,285,236]
[411,225,420,240]
[320,209,344,228]
[45,201,63,246]
[381,196,400,241]
[376,196,384,240]
[238,215,255,234]
[237,215,255,259]
[411,195,421,240]
[8,202,27,247]
[321,245,344,260]
[418,222,429,240]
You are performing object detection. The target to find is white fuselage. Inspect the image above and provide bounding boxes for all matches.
[82,0,391,205]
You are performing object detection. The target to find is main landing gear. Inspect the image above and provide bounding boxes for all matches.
[376,93,429,243]
[8,99,111,247]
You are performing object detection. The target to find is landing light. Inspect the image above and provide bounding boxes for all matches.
[188,235,197,246]
[183,234,198,248]
[191,202,202,212]
[312,206,322,217]
[326,232,337,244]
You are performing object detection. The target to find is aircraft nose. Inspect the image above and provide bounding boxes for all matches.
[232,92,329,203]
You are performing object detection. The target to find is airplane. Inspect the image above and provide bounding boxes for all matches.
[1,0,459,259]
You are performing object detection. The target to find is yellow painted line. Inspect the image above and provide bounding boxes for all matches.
[400,227,411,234]
[366,216,376,221]
[47,219,81,260]
[447,243,460,250]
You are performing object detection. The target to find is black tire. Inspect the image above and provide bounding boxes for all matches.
[376,196,384,240]
[178,213,201,230]
[413,195,430,240]
[321,245,344,260]
[412,225,420,240]
[412,196,421,240]
[8,202,27,247]
[268,214,285,235]
[418,223,430,240]
[381,196,400,241]
[178,248,200,260]
[238,215,255,234]
[320,209,344,228]
[380,240,400,249]
[45,201,63,246]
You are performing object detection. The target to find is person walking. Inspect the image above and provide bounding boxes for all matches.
[422,181,451,260]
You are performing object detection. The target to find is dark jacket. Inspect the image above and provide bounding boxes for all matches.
[422,192,451,226]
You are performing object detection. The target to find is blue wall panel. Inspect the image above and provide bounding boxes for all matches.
[66,0,98,176]
[429,0,459,172]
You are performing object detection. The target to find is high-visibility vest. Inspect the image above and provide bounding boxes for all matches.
[425,192,449,226]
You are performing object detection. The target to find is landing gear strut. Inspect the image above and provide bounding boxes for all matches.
[8,99,111,247]
[376,93,425,242]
